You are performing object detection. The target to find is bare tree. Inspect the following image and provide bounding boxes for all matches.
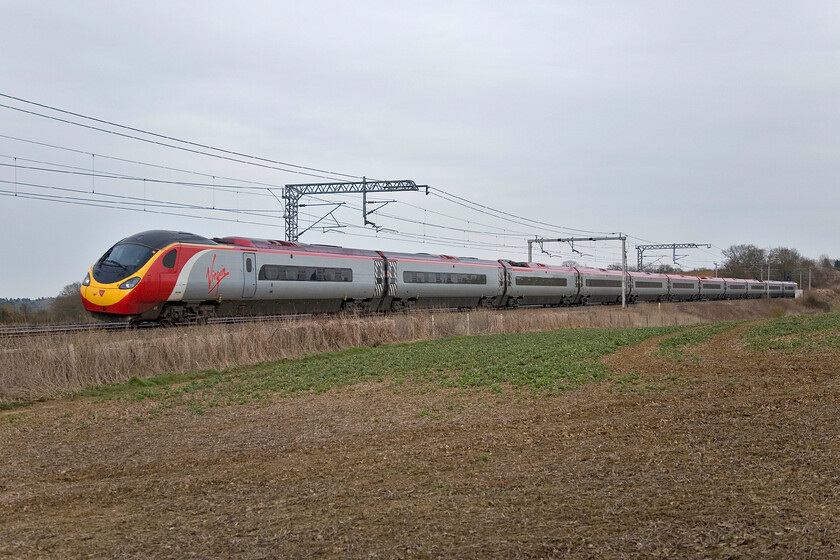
[51,282,88,322]
[721,244,766,279]
[767,247,803,281]
[650,264,683,274]
[606,263,639,271]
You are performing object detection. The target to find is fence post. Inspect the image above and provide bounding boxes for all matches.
[68,344,77,377]
[183,334,191,369]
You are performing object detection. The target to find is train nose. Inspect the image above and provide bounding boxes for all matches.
[81,284,128,307]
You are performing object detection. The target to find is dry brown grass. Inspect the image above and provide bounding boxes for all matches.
[0,297,812,403]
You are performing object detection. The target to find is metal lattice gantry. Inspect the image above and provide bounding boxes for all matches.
[283,178,428,242]
[635,243,711,271]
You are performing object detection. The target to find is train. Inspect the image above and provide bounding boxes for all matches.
[80,230,798,324]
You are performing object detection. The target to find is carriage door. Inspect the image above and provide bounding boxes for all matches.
[243,252,257,298]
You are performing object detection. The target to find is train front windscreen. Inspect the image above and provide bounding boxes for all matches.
[91,242,156,284]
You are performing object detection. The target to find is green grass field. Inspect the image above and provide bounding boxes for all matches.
[657,321,742,362]
[80,325,680,410]
[743,311,840,350]
[75,311,840,417]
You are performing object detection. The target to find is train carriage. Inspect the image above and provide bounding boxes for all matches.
[722,277,748,300]
[782,281,798,298]
[767,281,785,298]
[577,268,628,304]
[628,271,669,302]
[501,261,580,307]
[379,251,505,310]
[665,274,701,301]
[699,277,726,301]
[202,238,385,316]
[746,280,766,299]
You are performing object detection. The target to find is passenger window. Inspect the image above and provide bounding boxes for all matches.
[162,250,177,269]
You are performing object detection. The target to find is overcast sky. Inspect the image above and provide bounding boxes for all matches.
[1,1,838,298]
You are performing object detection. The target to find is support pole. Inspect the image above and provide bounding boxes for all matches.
[621,236,627,309]
[527,238,538,262]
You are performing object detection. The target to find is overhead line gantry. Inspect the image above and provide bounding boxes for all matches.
[283,177,428,242]
[635,243,711,271]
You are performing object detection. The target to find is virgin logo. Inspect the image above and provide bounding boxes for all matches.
[206,254,230,295]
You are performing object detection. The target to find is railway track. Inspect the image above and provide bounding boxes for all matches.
[0,304,597,338]
[0,313,331,338]
[0,322,138,338]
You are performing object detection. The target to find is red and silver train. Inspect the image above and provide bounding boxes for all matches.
[80,230,798,324]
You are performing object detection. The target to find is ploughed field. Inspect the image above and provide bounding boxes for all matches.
[1,310,839,558]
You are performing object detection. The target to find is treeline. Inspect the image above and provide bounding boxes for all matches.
[612,244,840,289]
[719,245,839,287]
[0,283,92,325]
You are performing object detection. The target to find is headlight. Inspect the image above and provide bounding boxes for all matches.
[82,272,91,286]
[119,277,141,290]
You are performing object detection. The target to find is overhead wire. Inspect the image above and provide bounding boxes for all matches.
[0,94,725,268]
[0,137,533,250]
[0,161,279,193]
[0,178,285,220]
[299,193,534,243]
[0,133,284,189]
[0,93,360,180]
[0,102,350,182]
[430,187,618,236]
[0,161,691,267]
[0,189,288,229]
[1,176,643,267]
[391,199,535,237]
[328,224,527,254]
[1,118,616,253]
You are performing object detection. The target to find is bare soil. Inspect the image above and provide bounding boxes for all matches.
[1,307,839,558]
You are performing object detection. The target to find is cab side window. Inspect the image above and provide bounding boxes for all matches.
[162,250,177,269]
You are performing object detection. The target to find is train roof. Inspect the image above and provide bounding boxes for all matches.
[118,230,217,250]
[628,271,670,279]
[213,236,381,257]
[376,250,498,265]
[575,267,625,276]
[502,261,577,273]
